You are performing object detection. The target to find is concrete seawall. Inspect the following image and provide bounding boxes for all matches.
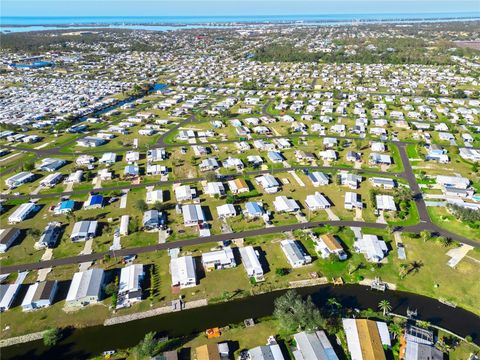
[104,299,208,326]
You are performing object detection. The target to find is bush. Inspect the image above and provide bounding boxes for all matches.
[43,328,61,347]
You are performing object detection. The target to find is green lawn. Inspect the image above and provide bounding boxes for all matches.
[428,207,480,242]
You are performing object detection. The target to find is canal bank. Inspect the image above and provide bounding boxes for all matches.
[2,284,479,359]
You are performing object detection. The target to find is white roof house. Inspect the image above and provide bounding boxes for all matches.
[125,151,140,163]
[308,172,329,187]
[0,284,21,312]
[70,220,98,242]
[354,234,388,263]
[99,152,117,164]
[292,331,339,360]
[175,185,196,202]
[239,246,264,282]
[182,204,205,227]
[281,239,312,268]
[436,175,470,189]
[376,195,396,212]
[202,247,236,271]
[248,343,285,360]
[40,172,63,187]
[344,192,363,210]
[117,264,144,309]
[217,204,237,218]
[5,171,35,188]
[273,196,300,213]
[65,268,104,308]
[146,189,163,204]
[305,192,331,210]
[342,318,391,360]
[256,175,280,193]
[8,203,38,224]
[64,170,83,184]
[170,256,197,288]
[204,182,226,197]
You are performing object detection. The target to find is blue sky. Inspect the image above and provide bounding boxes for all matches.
[2,0,479,17]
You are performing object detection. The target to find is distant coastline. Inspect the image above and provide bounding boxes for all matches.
[1,13,479,33]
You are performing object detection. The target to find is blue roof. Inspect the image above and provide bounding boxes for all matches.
[59,200,75,210]
[89,195,104,206]
[246,202,263,215]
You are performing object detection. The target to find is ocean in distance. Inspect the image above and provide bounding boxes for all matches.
[1,13,479,33]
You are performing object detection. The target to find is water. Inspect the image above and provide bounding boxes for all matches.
[1,13,479,33]
[2,284,479,359]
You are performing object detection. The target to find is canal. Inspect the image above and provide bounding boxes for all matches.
[2,284,479,359]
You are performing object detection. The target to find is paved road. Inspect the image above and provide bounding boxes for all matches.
[2,217,477,275]
[0,220,404,274]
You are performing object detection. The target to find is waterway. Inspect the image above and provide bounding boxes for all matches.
[2,284,479,359]
[1,14,479,33]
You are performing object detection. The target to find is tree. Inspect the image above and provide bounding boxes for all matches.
[105,275,119,296]
[43,327,62,347]
[437,236,452,247]
[135,332,159,359]
[23,160,35,171]
[378,299,392,316]
[135,199,148,212]
[416,320,431,329]
[273,290,324,333]
[275,268,289,276]
[326,297,341,315]
[420,230,431,242]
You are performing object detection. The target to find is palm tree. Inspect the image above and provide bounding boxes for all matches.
[378,299,392,316]
[327,297,341,314]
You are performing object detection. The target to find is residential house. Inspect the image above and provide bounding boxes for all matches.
[239,246,264,282]
[5,171,35,189]
[21,281,58,311]
[342,318,391,360]
[65,268,104,308]
[273,196,300,213]
[170,256,197,288]
[8,203,39,224]
[281,239,312,268]
[315,234,347,261]
[228,178,249,194]
[70,220,98,242]
[204,182,226,197]
[376,195,396,212]
[354,234,388,263]
[182,204,205,227]
[0,284,21,312]
[175,185,196,202]
[36,222,62,249]
[292,331,339,360]
[344,192,363,210]
[202,247,236,271]
[305,192,331,210]
[256,175,280,194]
[0,228,21,253]
[143,210,165,230]
[217,204,237,218]
[117,264,144,309]
[308,172,329,187]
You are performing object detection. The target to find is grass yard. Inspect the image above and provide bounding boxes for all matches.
[428,207,480,242]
